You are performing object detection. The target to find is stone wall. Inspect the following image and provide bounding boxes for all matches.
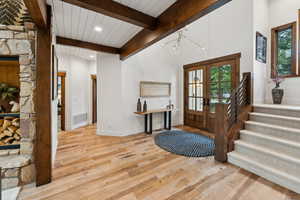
[0,23,36,190]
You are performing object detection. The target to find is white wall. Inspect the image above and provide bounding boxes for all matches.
[122,43,181,134]
[174,0,254,74]
[96,48,181,136]
[52,36,58,165]
[97,53,125,136]
[58,54,96,130]
[265,0,300,105]
[51,99,58,165]
[253,0,269,104]
[96,0,256,136]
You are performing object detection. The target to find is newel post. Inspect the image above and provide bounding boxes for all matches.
[214,103,228,162]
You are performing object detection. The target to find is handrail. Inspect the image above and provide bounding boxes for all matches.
[226,73,250,130]
[214,72,252,162]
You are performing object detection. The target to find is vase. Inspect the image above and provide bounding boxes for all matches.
[137,98,142,112]
[272,88,284,104]
[143,101,147,112]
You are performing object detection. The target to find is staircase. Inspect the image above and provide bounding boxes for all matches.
[228,104,300,194]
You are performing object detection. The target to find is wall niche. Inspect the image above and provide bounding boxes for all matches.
[0,57,21,149]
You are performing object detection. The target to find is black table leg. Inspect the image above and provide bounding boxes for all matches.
[168,111,172,130]
[149,113,153,134]
[164,111,167,129]
[145,114,148,133]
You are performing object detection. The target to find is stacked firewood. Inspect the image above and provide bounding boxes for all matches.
[0,117,21,145]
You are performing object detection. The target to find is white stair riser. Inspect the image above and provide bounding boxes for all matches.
[240,133,300,158]
[234,144,300,178]
[250,115,300,129]
[228,154,300,194]
[245,123,300,142]
[254,107,300,118]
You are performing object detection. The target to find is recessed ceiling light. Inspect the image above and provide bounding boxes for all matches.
[90,55,95,59]
[94,26,103,32]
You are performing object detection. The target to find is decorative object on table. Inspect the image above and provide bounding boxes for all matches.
[271,73,284,104]
[256,32,267,63]
[166,99,174,110]
[137,98,142,112]
[155,130,214,157]
[9,101,20,113]
[143,100,147,112]
[140,81,171,97]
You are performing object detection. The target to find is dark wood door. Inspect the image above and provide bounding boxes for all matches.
[92,75,97,124]
[184,66,207,130]
[184,54,240,133]
[206,60,237,133]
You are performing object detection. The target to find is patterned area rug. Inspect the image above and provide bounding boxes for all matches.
[154,130,215,157]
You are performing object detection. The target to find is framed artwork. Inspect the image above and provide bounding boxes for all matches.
[52,45,58,100]
[256,32,267,63]
[140,81,171,97]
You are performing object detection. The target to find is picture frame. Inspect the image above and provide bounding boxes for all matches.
[256,32,267,63]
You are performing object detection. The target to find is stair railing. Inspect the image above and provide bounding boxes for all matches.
[214,72,252,162]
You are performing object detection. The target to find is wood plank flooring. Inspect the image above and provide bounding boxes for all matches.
[19,125,300,200]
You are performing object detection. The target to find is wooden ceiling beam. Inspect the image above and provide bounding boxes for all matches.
[56,36,121,54]
[61,0,157,30]
[120,0,232,60]
[23,0,48,29]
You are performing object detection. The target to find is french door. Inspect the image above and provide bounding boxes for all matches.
[184,54,240,133]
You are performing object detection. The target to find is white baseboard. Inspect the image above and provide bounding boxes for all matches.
[72,121,89,130]
[96,123,181,137]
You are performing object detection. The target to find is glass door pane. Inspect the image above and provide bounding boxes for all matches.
[188,69,204,111]
[208,64,233,113]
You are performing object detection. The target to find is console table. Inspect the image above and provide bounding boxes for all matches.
[134,108,173,134]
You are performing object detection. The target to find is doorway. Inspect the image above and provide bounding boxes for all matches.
[183,53,240,134]
[91,75,97,124]
[58,72,66,131]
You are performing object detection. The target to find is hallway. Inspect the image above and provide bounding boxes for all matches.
[19,125,300,200]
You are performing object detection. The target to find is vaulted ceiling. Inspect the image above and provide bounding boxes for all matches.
[48,0,176,47]
[42,0,231,61]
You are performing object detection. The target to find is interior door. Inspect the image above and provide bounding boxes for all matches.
[184,66,207,130]
[206,60,237,133]
[92,76,97,124]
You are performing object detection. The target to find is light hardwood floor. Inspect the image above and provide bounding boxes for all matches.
[19,125,300,200]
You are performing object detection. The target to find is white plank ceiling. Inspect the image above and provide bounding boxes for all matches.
[47,0,176,47]
[48,0,176,60]
[56,44,97,61]
[113,0,176,18]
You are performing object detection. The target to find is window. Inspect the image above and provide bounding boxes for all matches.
[271,22,297,78]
